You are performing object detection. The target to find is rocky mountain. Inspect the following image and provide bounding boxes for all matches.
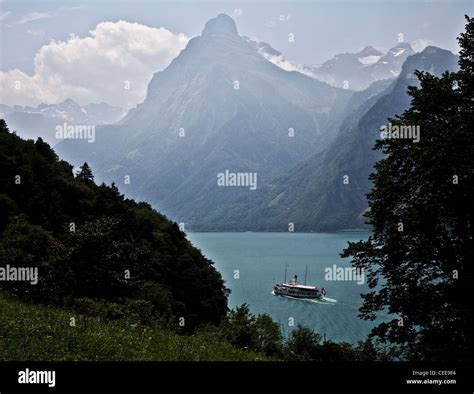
[0,99,125,146]
[202,46,459,231]
[54,15,457,232]
[306,43,415,90]
[56,14,352,223]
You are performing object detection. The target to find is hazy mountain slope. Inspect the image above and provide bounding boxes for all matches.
[204,47,459,231]
[56,14,352,222]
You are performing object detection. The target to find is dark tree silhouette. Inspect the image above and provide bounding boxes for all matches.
[110,181,120,196]
[77,162,94,182]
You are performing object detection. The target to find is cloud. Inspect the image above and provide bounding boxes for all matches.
[16,11,54,25]
[57,5,83,12]
[0,20,189,109]
[0,10,10,21]
[411,38,435,52]
[11,5,84,25]
[231,9,243,18]
[26,29,45,37]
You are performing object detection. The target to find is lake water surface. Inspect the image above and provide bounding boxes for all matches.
[187,232,387,344]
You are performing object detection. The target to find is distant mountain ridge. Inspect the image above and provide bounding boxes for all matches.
[0,99,125,145]
[304,42,415,90]
[255,39,419,90]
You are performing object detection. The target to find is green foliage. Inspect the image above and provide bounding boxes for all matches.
[284,324,379,362]
[255,313,284,356]
[218,304,284,357]
[0,120,228,330]
[0,292,378,362]
[0,294,266,361]
[218,305,378,361]
[0,194,17,232]
[342,16,473,361]
[0,216,68,304]
[285,324,323,361]
[221,304,258,349]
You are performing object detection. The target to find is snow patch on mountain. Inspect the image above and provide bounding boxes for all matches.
[391,48,406,57]
[259,51,316,77]
[358,55,383,65]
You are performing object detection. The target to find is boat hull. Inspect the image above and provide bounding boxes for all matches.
[273,288,323,299]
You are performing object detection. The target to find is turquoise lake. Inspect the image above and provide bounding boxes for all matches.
[187,232,387,344]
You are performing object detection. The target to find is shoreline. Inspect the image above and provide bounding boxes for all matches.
[184,229,372,234]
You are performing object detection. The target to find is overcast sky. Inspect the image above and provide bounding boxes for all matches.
[0,0,472,108]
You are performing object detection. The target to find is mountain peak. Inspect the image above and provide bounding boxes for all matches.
[202,14,238,37]
[384,42,414,59]
[355,46,382,57]
[58,98,80,108]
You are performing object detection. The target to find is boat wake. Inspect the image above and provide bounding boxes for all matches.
[272,291,337,305]
[321,297,337,303]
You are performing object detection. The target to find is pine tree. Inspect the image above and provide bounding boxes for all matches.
[77,162,94,182]
[111,181,120,196]
[342,16,473,362]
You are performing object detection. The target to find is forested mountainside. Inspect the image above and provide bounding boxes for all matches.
[0,119,228,330]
